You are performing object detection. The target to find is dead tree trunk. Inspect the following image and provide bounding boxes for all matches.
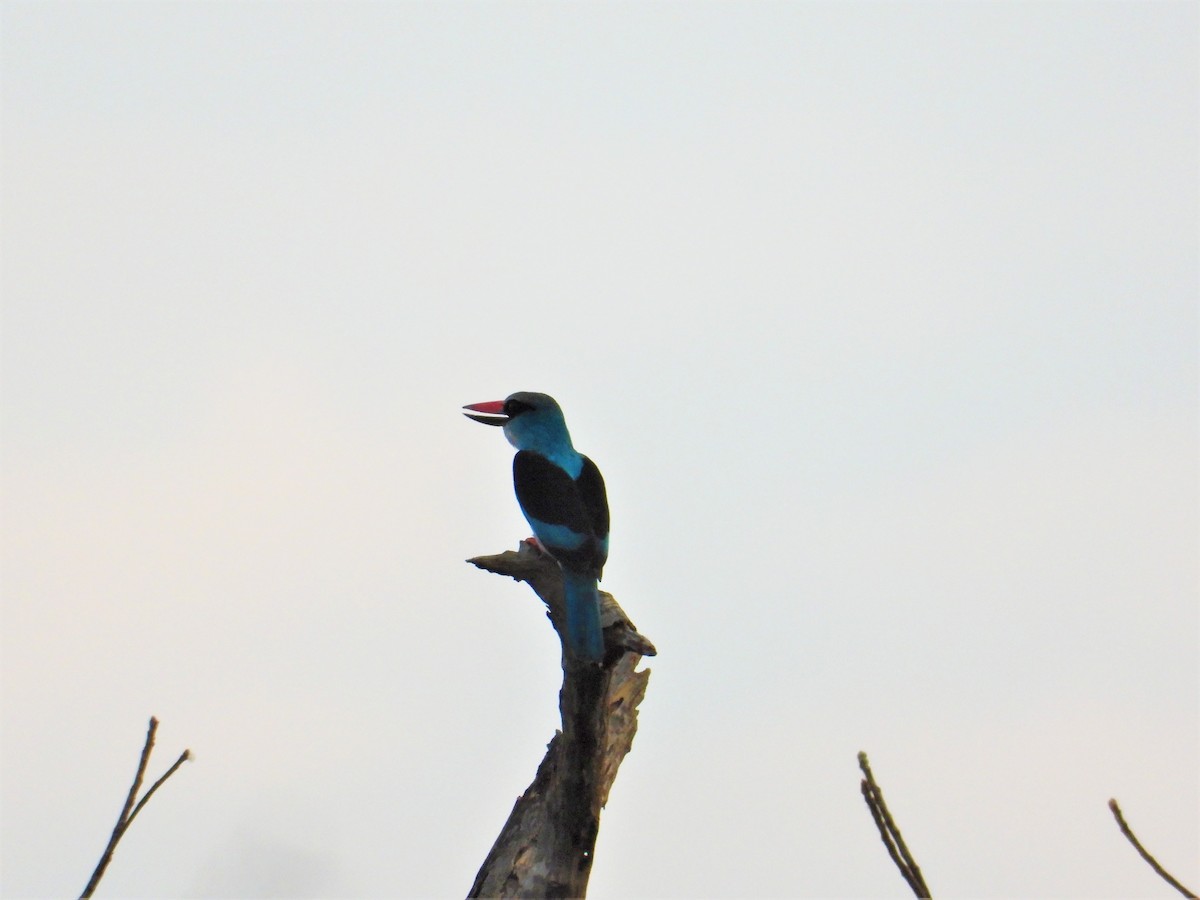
[466,542,656,899]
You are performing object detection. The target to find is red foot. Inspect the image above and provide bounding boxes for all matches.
[522,536,550,556]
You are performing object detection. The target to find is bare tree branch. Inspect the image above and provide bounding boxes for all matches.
[126,749,192,830]
[466,541,654,898]
[858,751,931,899]
[80,717,191,899]
[1108,799,1197,899]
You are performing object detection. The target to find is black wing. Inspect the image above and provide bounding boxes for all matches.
[576,455,609,568]
[513,451,605,574]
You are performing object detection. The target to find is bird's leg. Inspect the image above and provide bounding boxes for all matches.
[521,536,551,557]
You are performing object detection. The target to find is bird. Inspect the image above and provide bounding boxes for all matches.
[464,392,609,663]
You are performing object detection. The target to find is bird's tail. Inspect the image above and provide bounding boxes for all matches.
[561,570,604,662]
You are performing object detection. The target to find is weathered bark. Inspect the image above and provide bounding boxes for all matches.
[466,543,655,899]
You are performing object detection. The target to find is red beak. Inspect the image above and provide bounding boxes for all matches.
[463,400,508,426]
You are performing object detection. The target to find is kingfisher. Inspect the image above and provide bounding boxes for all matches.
[464,392,609,663]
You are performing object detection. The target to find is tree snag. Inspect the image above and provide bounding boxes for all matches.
[466,541,655,899]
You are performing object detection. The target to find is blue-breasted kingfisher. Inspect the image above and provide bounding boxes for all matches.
[464,392,609,663]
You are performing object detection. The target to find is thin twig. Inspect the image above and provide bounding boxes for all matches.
[80,718,158,899]
[858,751,931,899]
[125,749,192,830]
[79,717,191,900]
[861,778,912,889]
[868,768,921,897]
[1108,799,1197,898]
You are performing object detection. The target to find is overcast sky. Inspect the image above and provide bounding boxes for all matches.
[2,2,1196,898]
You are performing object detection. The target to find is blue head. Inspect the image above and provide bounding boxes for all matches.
[463,391,583,475]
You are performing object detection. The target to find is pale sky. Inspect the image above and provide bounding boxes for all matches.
[2,2,1197,898]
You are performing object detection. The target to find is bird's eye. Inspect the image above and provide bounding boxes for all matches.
[504,399,533,417]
